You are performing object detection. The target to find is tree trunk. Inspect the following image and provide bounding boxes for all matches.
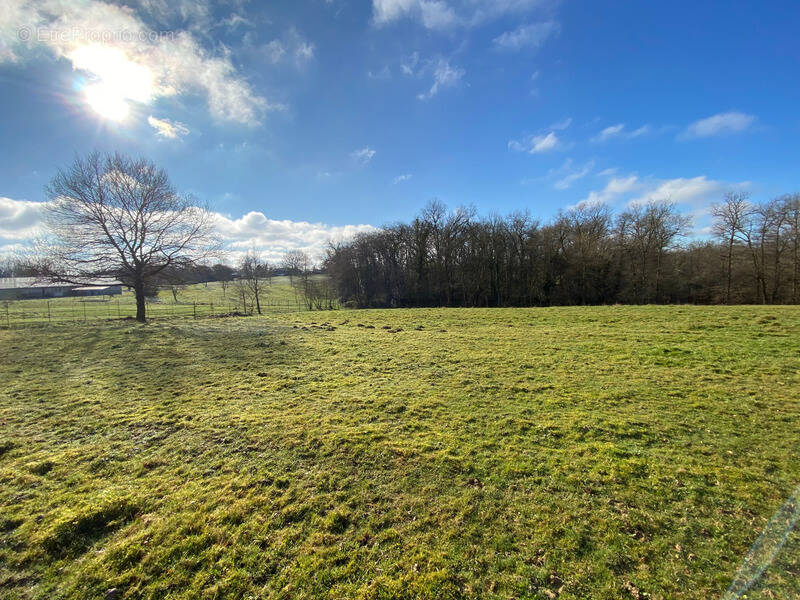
[134,279,147,322]
[725,236,733,304]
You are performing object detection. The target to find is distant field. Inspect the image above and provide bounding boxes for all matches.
[0,305,798,599]
[0,278,312,326]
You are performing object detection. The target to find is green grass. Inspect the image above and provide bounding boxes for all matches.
[0,278,312,327]
[0,304,798,599]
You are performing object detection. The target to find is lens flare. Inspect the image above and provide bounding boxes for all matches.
[84,83,130,121]
[68,45,154,122]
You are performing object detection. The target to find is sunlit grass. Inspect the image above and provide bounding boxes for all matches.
[0,278,310,326]
[0,305,798,599]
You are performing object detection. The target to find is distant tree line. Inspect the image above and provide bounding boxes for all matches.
[324,194,800,307]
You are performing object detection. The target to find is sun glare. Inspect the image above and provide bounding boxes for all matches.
[69,45,155,122]
[84,83,130,121]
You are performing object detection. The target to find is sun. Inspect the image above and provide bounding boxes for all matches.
[84,83,130,121]
[68,45,155,122]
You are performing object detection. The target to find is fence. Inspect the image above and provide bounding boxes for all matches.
[0,296,309,329]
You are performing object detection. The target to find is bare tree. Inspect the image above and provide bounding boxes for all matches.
[736,198,790,303]
[168,283,185,302]
[237,251,270,315]
[712,192,751,304]
[37,152,217,322]
[212,263,235,295]
[782,194,800,303]
[281,250,307,286]
[287,251,331,309]
[616,201,691,303]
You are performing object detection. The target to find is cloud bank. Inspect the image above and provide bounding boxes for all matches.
[0,197,376,265]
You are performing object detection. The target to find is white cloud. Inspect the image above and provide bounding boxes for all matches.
[399,53,464,100]
[579,173,750,232]
[493,21,560,51]
[147,115,190,139]
[629,125,651,138]
[550,116,572,130]
[628,176,736,208]
[419,1,458,29]
[417,58,464,100]
[401,51,420,75]
[212,211,377,263]
[0,197,46,240]
[592,123,625,142]
[373,0,457,29]
[393,174,413,184]
[554,159,593,190]
[581,175,641,206]
[0,196,377,266]
[261,29,315,66]
[295,42,315,62]
[0,242,29,257]
[509,131,560,154]
[351,147,377,165]
[372,0,557,30]
[681,111,756,139]
[367,65,392,79]
[521,158,593,188]
[591,123,654,143]
[133,0,213,30]
[220,13,252,31]
[263,40,287,63]
[529,132,559,152]
[1,0,276,125]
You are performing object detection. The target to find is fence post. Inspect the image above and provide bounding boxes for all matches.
[83,302,86,322]
[117,299,121,318]
[47,300,51,323]
[5,302,9,329]
[193,301,197,320]
[210,302,214,316]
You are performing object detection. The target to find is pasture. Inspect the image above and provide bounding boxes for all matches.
[0,278,310,327]
[0,303,798,599]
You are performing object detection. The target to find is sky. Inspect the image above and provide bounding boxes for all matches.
[1,0,799,263]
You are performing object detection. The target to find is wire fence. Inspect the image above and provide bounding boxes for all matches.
[0,296,309,329]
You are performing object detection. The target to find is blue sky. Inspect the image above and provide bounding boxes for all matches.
[1,0,799,261]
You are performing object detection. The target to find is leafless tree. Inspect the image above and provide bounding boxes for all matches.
[736,198,790,303]
[236,251,270,315]
[212,263,235,295]
[281,250,308,285]
[616,200,691,303]
[168,283,185,302]
[712,192,751,303]
[36,152,217,321]
[782,194,800,303]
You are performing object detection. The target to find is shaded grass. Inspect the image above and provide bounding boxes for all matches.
[0,305,798,599]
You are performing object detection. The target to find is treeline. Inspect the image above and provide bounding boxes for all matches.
[0,258,237,287]
[325,194,800,307]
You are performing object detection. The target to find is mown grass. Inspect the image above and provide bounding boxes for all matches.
[0,305,798,599]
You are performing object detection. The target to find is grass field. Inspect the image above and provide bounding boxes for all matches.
[1,303,798,599]
[0,278,312,327]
